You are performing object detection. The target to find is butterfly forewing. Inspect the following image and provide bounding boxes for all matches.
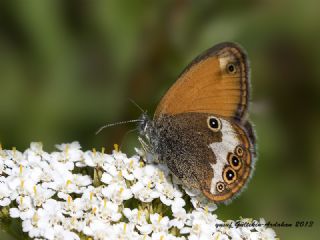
[154,42,250,121]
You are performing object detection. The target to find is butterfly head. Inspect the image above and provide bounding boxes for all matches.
[138,113,150,135]
[138,113,160,151]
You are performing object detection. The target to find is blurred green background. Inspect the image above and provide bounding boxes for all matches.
[0,0,319,239]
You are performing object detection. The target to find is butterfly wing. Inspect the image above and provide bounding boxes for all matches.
[154,42,249,121]
[154,113,256,203]
[150,42,256,203]
[200,117,256,203]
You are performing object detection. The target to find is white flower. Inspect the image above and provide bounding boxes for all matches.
[62,197,85,219]
[183,219,212,239]
[0,142,277,240]
[156,181,184,207]
[171,197,186,212]
[6,163,42,197]
[83,219,110,239]
[55,142,82,162]
[182,210,220,239]
[102,182,132,204]
[112,151,129,169]
[150,213,170,233]
[110,222,140,240]
[211,232,230,240]
[10,196,35,220]
[100,164,122,185]
[123,208,152,234]
[24,142,46,167]
[0,151,16,172]
[170,207,188,229]
[0,159,4,175]
[121,156,141,181]
[189,209,218,225]
[260,227,277,239]
[29,142,44,153]
[151,232,169,240]
[52,225,80,240]
[190,195,217,212]
[83,150,112,168]
[0,180,12,206]
[95,199,122,222]
[30,200,65,239]
[62,216,85,233]
[131,181,160,202]
[50,142,83,171]
[5,147,24,163]
[21,212,42,238]
[138,165,160,185]
[31,184,55,207]
[44,164,91,195]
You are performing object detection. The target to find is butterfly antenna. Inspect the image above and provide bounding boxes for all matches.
[95,119,142,135]
[128,98,146,113]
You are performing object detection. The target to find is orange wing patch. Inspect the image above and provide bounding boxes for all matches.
[154,42,249,121]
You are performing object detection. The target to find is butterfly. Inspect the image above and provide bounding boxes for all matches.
[138,42,256,203]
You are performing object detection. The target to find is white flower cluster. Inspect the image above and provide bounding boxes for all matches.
[0,142,277,240]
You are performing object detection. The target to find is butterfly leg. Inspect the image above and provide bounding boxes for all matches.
[138,137,159,163]
[138,137,150,152]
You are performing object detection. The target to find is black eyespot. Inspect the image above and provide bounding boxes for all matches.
[227,63,236,74]
[209,118,218,128]
[226,169,235,180]
[232,156,239,167]
[216,182,225,193]
[223,167,237,184]
[207,116,221,132]
[228,153,242,170]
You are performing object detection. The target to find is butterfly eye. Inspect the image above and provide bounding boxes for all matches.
[228,153,242,170]
[207,116,221,132]
[223,166,237,184]
[235,145,244,157]
[216,182,225,193]
[226,63,237,74]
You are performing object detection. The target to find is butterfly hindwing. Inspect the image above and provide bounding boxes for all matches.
[153,113,255,203]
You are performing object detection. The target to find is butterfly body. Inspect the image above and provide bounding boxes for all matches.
[139,42,256,203]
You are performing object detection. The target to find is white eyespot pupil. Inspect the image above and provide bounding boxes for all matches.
[226,169,235,181]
